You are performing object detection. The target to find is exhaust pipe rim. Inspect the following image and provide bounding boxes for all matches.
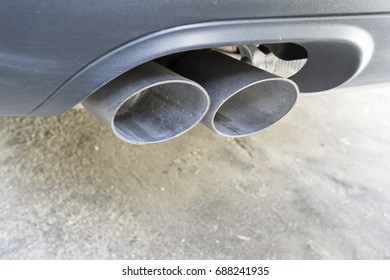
[207,77,299,138]
[111,79,210,145]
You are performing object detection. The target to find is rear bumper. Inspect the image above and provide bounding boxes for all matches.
[1,1,390,116]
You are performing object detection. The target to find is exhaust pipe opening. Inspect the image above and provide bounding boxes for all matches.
[170,50,299,137]
[82,62,209,145]
[213,79,298,137]
[113,82,208,143]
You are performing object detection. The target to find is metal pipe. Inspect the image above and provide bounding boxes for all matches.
[170,50,299,137]
[82,61,210,144]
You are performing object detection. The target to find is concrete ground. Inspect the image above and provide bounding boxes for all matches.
[0,87,389,259]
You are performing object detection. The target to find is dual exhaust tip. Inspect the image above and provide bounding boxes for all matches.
[82,50,299,145]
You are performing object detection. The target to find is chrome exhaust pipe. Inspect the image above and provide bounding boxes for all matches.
[170,50,299,137]
[82,62,210,144]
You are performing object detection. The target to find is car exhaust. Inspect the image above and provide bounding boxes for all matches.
[170,50,299,137]
[82,61,210,144]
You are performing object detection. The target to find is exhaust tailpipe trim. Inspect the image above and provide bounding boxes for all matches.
[82,61,210,144]
[171,50,299,137]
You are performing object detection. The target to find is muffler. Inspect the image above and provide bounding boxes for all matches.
[170,50,299,137]
[82,61,210,144]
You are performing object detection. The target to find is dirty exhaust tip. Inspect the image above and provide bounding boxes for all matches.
[82,61,210,145]
[113,82,208,144]
[213,79,298,137]
[169,50,299,138]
